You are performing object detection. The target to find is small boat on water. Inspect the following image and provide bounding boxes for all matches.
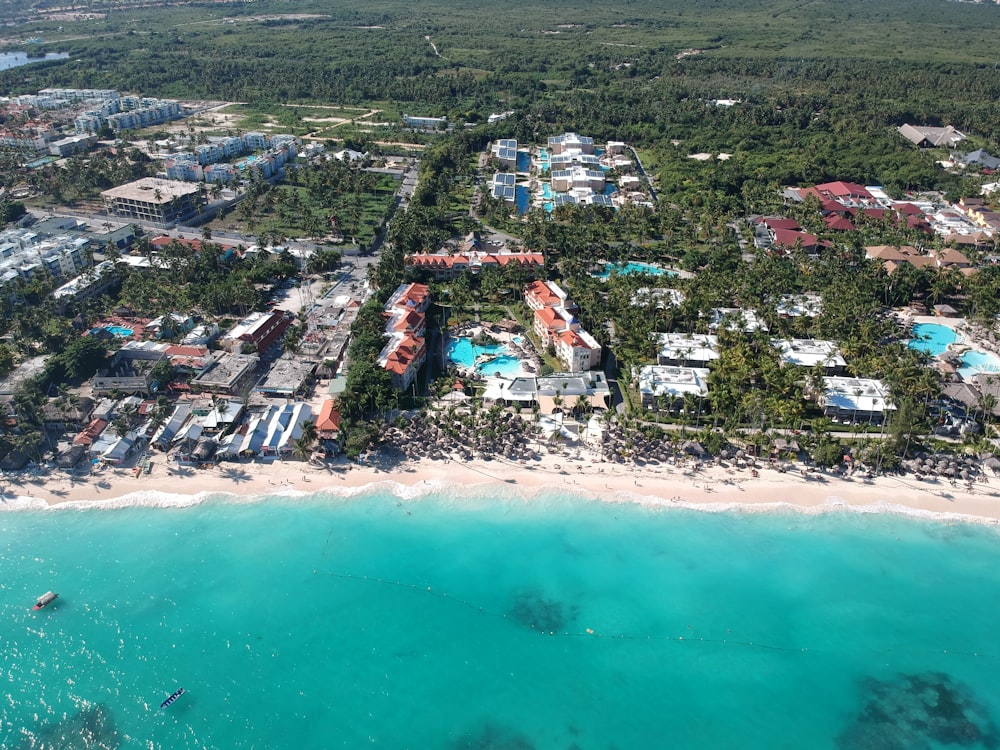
[33,592,58,610]
[160,687,185,709]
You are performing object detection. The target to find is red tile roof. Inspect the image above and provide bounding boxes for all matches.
[824,215,855,231]
[772,228,819,249]
[526,280,561,307]
[316,399,340,433]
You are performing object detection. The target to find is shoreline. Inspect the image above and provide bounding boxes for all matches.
[3,450,1000,525]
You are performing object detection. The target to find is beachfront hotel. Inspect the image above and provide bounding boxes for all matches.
[525,280,602,370]
[379,282,431,390]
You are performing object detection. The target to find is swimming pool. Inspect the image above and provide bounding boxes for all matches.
[447,338,526,377]
[515,185,530,214]
[908,323,959,357]
[475,354,524,378]
[595,262,676,280]
[104,325,134,337]
[958,350,1000,379]
[516,152,531,172]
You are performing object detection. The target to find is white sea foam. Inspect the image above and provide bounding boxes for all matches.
[3,474,999,526]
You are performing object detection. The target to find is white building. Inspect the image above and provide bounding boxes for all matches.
[773,339,846,374]
[818,377,896,425]
[657,333,720,367]
[636,366,710,410]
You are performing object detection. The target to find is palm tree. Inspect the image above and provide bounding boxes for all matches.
[299,420,318,447]
[292,435,313,461]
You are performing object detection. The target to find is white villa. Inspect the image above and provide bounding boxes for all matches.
[818,377,895,425]
[636,366,710,410]
[773,339,847,374]
[656,333,720,367]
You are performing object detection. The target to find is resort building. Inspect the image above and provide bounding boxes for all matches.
[101,178,203,227]
[403,114,448,129]
[525,280,601,370]
[491,172,516,202]
[547,132,595,155]
[551,167,605,193]
[552,325,602,371]
[632,287,684,309]
[52,261,118,309]
[897,123,967,149]
[379,282,431,390]
[406,251,544,280]
[773,339,847,375]
[708,308,768,333]
[482,372,612,413]
[549,152,602,169]
[636,365,710,411]
[0,224,93,294]
[817,377,896,425]
[74,95,181,134]
[220,311,292,355]
[775,293,822,318]
[492,139,518,169]
[525,280,577,313]
[656,333,720,367]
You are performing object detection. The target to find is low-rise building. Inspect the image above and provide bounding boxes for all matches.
[256,354,315,397]
[379,282,431,390]
[551,167,605,193]
[490,172,516,202]
[817,377,895,425]
[773,339,847,375]
[403,114,448,129]
[191,352,259,396]
[406,251,544,280]
[709,308,768,333]
[482,372,611,413]
[547,132,595,155]
[636,366,710,410]
[493,138,518,168]
[656,333,720,367]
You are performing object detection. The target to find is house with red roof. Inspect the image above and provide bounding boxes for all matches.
[315,399,341,441]
[771,228,822,253]
[824,215,855,232]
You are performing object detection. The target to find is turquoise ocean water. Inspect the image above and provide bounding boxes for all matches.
[3,489,1000,749]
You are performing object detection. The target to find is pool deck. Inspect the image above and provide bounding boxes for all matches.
[447,325,539,378]
[905,313,1000,380]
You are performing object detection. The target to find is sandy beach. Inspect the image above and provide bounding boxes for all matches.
[4,447,1000,523]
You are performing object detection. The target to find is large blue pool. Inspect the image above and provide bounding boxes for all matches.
[447,338,524,378]
[595,261,676,280]
[908,323,959,356]
[959,350,1000,379]
[515,186,530,214]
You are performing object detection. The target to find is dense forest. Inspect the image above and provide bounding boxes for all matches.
[2,0,999,203]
